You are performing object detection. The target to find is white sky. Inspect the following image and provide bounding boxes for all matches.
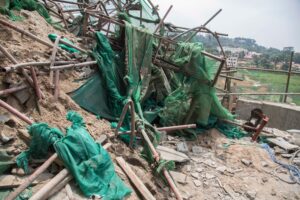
[152,0,300,52]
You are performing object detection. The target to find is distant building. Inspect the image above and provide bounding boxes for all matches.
[226,56,238,68]
[244,51,261,59]
[217,46,248,54]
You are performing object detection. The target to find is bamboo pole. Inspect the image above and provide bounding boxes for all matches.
[284,51,294,103]
[2,61,76,72]
[0,85,28,96]
[116,157,155,200]
[154,5,173,34]
[49,36,61,86]
[50,61,97,70]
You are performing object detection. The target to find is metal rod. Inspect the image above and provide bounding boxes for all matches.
[0,85,28,96]
[284,51,294,103]
[4,154,57,200]
[154,5,173,34]
[51,61,97,70]
[0,99,34,125]
[49,36,61,86]
[118,124,197,135]
[212,60,225,86]
[2,61,76,72]
[54,70,60,100]
[0,44,44,98]
[30,67,42,100]
[116,157,155,200]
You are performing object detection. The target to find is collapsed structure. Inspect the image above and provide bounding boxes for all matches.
[0,0,299,199]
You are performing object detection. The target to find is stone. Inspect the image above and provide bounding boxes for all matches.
[192,146,204,154]
[281,153,293,158]
[186,165,192,172]
[196,167,204,173]
[169,171,187,185]
[177,142,189,153]
[216,166,227,174]
[261,161,269,167]
[191,172,199,179]
[205,173,215,180]
[193,180,202,187]
[246,190,257,200]
[241,159,252,166]
[262,177,268,183]
[271,189,276,196]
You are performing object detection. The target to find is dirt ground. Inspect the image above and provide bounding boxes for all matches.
[0,11,299,200]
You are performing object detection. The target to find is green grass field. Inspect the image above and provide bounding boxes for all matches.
[236,70,300,105]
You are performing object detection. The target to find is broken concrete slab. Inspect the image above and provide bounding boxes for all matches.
[157,145,189,163]
[192,146,204,154]
[169,171,187,184]
[193,180,201,187]
[176,142,189,153]
[267,137,299,152]
[241,159,252,166]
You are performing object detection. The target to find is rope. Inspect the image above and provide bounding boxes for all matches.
[261,143,300,184]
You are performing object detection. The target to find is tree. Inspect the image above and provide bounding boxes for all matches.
[253,55,259,67]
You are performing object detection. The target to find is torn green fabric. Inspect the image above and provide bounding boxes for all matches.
[48,33,79,53]
[16,123,63,173]
[54,111,131,199]
[16,111,131,199]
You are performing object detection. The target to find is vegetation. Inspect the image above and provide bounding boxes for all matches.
[237,70,300,105]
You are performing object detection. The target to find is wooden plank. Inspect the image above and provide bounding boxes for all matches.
[116,157,155,200]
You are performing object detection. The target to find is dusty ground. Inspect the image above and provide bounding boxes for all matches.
[0,11,299,200]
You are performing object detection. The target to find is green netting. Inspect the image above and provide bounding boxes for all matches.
[48,33,80,53]
[0,0,62,29]
[16,123,64,173]
[15,111,131,199]
[54,111,131,199]
[159,42,233,126]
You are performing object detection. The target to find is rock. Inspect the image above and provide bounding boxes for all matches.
[177,142,189,153]
[246,190,257,200]
[191,172,199,179]
[186,165,191,172]
[281,153,293,158]
[241,159,252,166]
[262,177,268,183]
[192,146,204,154]
[271,189,276,196]
[216,166,227,174]
[169,171,187,185]
[261,161,269,167]
[193,180,202,187]
[196,167,204,173]
[205,173,215,180]
[11,168,26,176]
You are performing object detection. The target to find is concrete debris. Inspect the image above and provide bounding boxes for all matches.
[156,145,189,163]
[191,172,199,179]
[192,146,204,154]
[193,180,202,187]
[241,159,252,166]
[245,190,257,200]
[267,137,299,152]
[169,171,187,185]
[177,142,189,153]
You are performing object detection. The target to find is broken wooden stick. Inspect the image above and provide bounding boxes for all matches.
[116,157,155,200]
[49,36,61,86]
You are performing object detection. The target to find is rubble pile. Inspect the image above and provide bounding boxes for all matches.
[0,1,299,200]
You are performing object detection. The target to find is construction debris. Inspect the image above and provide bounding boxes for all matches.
[0,1,299,200]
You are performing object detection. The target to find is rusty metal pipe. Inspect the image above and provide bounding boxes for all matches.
[50,61,97,70]
[163,169,183,200]
[2,61,76,72]
[30,67,42,100]
[0,85,28,96]
[5,154,58,200]
[0,99,33,125]
[118,124,196,135]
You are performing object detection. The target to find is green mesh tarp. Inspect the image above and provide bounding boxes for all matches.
[15,111,131,199]
[48,33,79,54]
[159,42,233,126]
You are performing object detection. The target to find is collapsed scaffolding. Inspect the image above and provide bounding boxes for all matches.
[0,0,283,199]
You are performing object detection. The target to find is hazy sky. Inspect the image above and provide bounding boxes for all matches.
[152,0,300,52]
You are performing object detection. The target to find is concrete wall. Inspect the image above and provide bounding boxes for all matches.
[235,99,300,130]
